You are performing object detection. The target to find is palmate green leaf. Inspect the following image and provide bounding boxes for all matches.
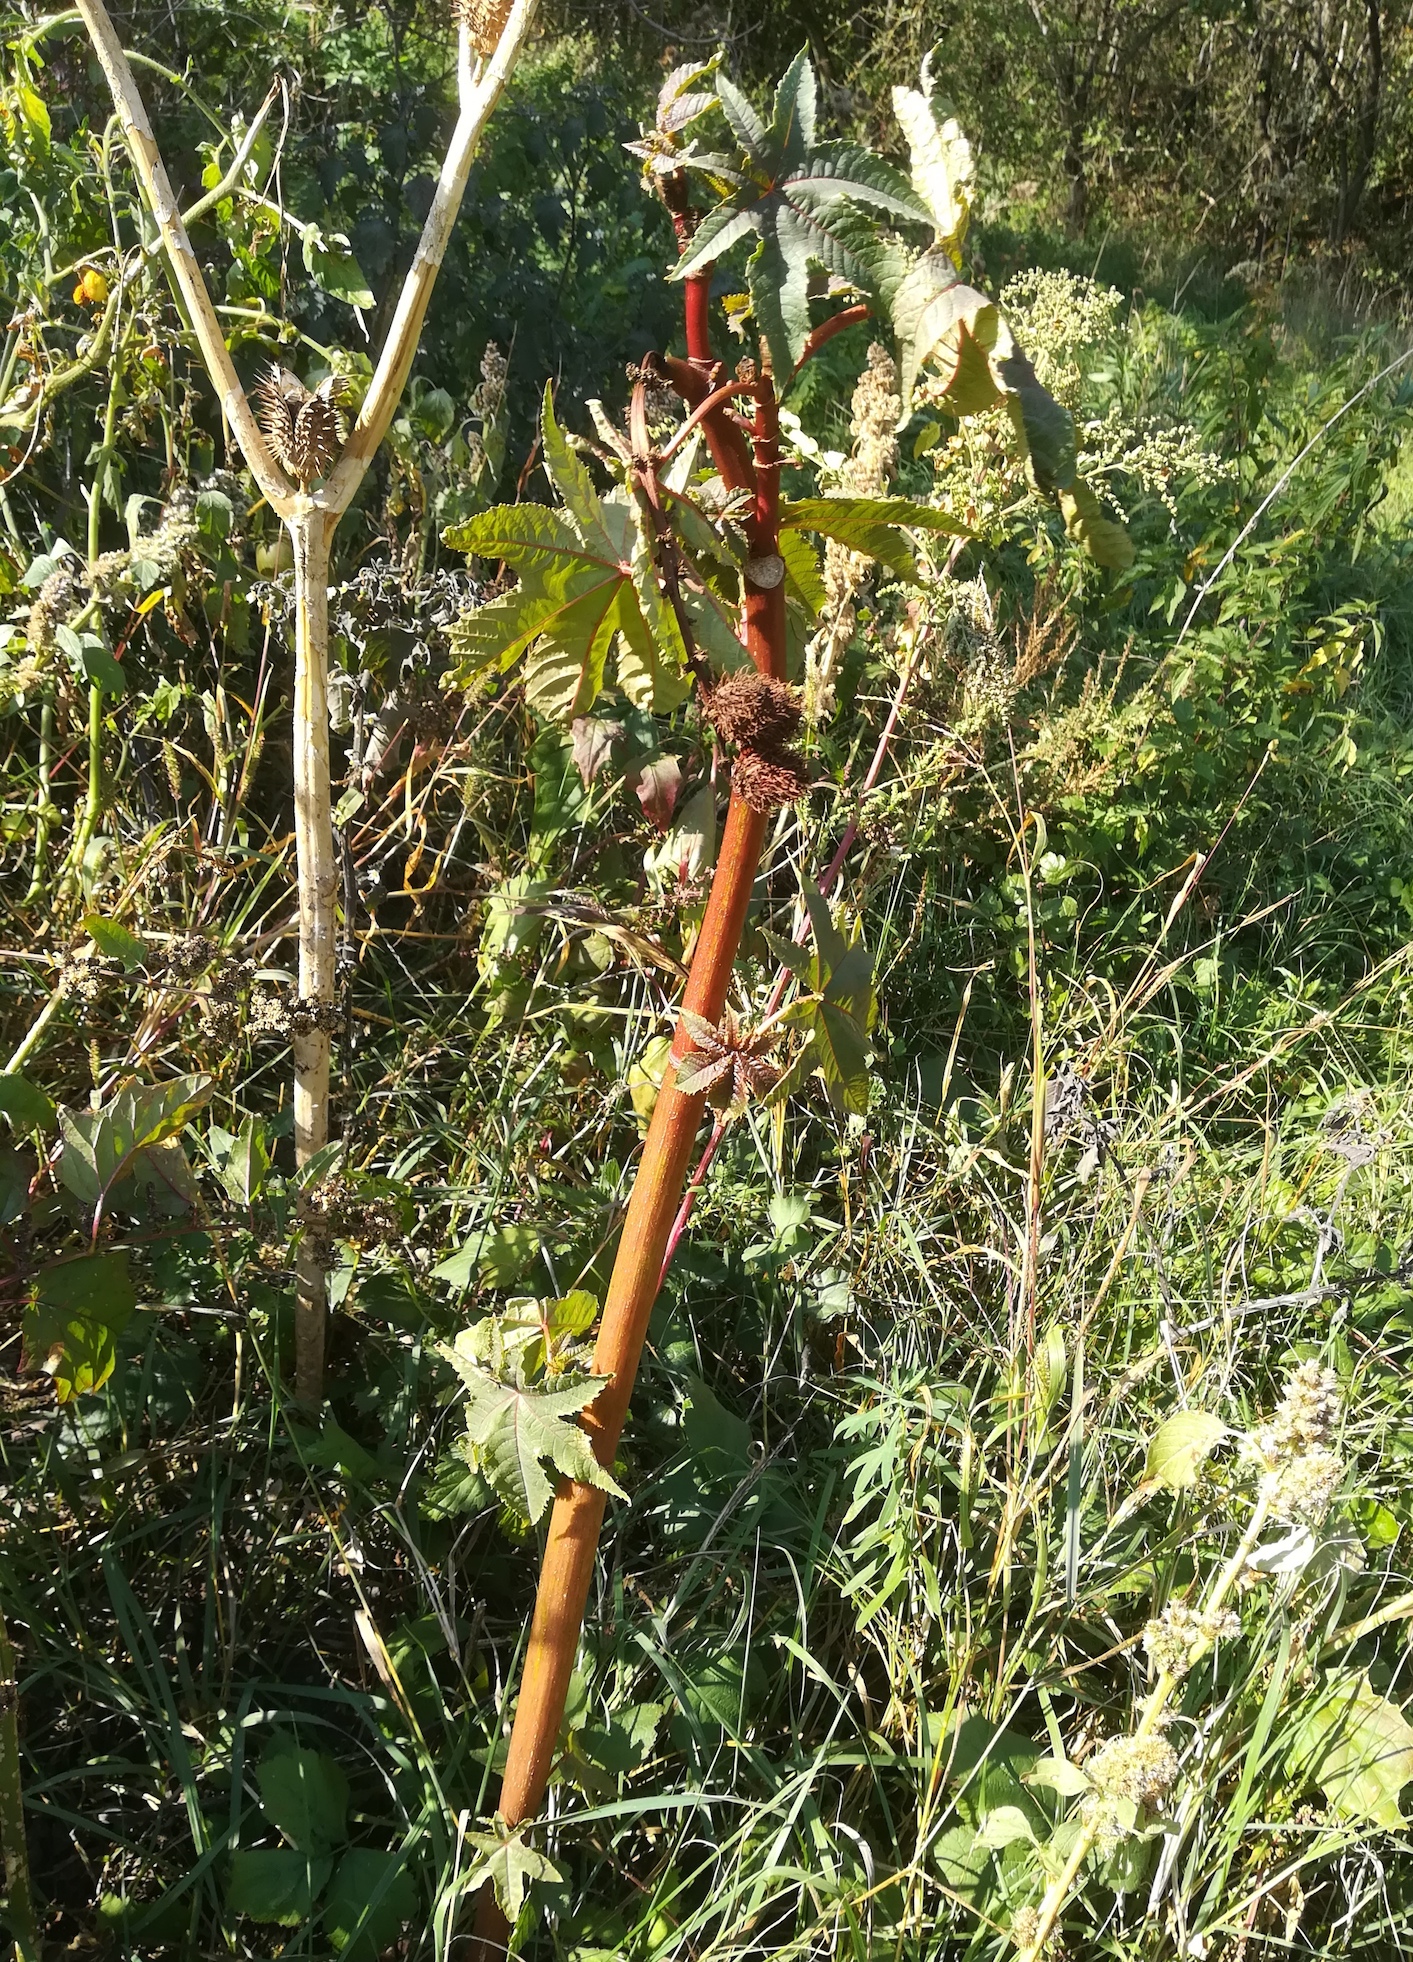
[441,1354,624,1524]
[890,255,1000,417]
[540,383,621,562]
[623,494,691,711]
[1290,1671,1413,1829]
[892,79,973,264]
[781,495,967,580]
[446,436,691,718]
[675,53,931,366]
[467,1827,565,1921]
[769,46,816,163]
[525,581,622,720]
[771,885,876,1115]
[780,530,826,619]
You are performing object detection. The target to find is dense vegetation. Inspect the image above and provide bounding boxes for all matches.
[3,3,1413,1960]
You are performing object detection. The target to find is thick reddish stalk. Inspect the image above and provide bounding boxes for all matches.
[684,268,712,369]
[471,335,785,1959]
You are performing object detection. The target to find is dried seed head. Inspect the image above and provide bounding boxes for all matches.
[454,0,514,55]
[255,366,347,488]
[732,748,810,812]
[702,670,801,749]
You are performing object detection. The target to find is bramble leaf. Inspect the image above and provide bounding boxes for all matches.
[226,1848,331,1925]
[322,1849,417,1956]
[257,1747,349,1854]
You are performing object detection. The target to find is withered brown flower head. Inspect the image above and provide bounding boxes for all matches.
[255,366,348,489]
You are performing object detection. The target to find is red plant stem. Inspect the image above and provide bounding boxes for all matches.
[471,325,784,1961]
[660,631,927,1274]
[658,375,761,462]
[658,1113,728,1288]
[785,303,871,387]
[684,268,712,369]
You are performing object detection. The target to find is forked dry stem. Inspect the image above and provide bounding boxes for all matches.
[73,0,544,1403]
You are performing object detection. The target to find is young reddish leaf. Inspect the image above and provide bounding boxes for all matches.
[628,753,683,830]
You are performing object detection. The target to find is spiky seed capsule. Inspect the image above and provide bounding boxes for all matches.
[702,671,802,749]
[454,0,514,55]
[732,749,810,813]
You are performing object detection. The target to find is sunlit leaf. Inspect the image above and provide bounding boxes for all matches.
[1145,1410,1228,1490]
[84,913,149,969]
[781,496,965,580]
[440,1355,624,1524]
[56,1075,212,1209]
[892,80,973,263]
[1290,1671,1413,1829]
[466,1826,564,1921]
[24,1250,137,1400]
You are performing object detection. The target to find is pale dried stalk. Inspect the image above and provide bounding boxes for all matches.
[73,0,543,1403]
[72,0,294,510]
[291,511,336,1403]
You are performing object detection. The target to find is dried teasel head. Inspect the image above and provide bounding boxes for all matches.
[453,0,514,56]
[701,670,802,750]
[255,366,348,489]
